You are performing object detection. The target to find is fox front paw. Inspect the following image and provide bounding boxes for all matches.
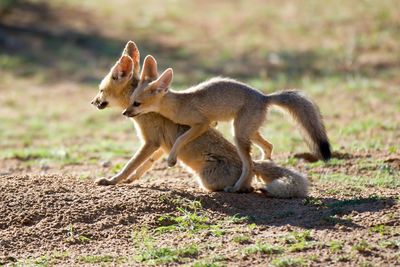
[167,155,177,167]
[224,186,238,193]
[95,177,115,186]
[224,185,254,193]
[123,178,134,184]
[261,150,272,160]
[123,174,139,184]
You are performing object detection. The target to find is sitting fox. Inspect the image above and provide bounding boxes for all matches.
[91,41,309,197]
[123,58,331,193]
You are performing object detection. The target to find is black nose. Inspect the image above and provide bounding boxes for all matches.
[97,101,108,109]
[91,100,94,105]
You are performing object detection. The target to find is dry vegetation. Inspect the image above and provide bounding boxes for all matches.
[0,0,399,266]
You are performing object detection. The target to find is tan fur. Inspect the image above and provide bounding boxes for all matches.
[91,41,309,197]
[125,60,331,193]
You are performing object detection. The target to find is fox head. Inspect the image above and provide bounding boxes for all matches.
[91,41,140,110]
[122,55,173,117]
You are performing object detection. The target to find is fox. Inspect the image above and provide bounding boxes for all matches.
[91,41,309,197]
[123,61,331,193]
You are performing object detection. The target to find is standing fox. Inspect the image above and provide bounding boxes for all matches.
[123,63,331,193]
[91,41,309,197]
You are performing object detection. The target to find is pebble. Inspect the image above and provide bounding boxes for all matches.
[101,160,112,168]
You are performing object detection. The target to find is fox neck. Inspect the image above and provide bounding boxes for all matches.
[117,78,137,110]
[158,90,180,121]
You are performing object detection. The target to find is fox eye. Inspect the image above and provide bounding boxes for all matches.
[112,76,117,80]
[100,89,104,93]
[133,101,141,107]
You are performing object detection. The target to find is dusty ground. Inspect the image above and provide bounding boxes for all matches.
[1,153,399,266]
[1,0,399,266]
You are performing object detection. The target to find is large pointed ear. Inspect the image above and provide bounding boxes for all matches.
[112,55,133,81]
[140,55,158,81]
[153,68,173,93]
[122,41,140,75]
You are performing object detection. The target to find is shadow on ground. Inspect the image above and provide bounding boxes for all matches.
[0,173,398,259]
[137,184,397,230]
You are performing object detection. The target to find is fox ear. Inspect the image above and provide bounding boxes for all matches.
[154,68,173,93]
[122,41,140,75]
[140,55,158,81]
[112,55,133,81]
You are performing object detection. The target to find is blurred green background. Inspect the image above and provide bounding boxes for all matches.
[0,0,399,171]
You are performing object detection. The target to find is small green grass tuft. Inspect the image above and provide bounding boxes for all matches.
[134,244,199,265]
[282,230,315,252]
[131,226,200,264]
[78,255,126,264]
[378,239,399,249]
[156,207,210,233]
[283,230,313,244]
[271,256,307,267]
[156,198,224,236]
[192,262,223,267]
[288,241,314,252]
[15,251,70,267]
[131,227,154,250]
[352,240,372,254]
[303,197,324,207]
[243,243,284,256]
[329,240,344,253]
[369,224,389,236]
[65,224,91,244]
[227,214,254,224]
[233,235,252,244]
[359,261,374,267]
[316,172,400,188]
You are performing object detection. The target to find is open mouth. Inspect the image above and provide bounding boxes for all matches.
[126,112,140,117]
[97,101,108,109]
[130,113,140,117]
[122,110,140,117]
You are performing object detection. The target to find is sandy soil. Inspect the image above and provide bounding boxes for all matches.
[0,157,399,266]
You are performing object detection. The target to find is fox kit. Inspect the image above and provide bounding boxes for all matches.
[124,61,331,193]
[91,41,309,197]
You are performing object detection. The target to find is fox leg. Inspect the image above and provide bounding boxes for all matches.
[96,143,159,185]
[225,119,254,193]
[225,135,254,193]
[167,123,209,167]
[124,149,164,183]
[252,131,273,160]
[225,109,266,193]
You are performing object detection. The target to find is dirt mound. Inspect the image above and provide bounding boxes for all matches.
[0,163,399,266]
[0,174,179,258]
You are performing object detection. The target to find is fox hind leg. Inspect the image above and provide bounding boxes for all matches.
[225,107,267,193]
[224,135,253,192]
[225,113,261,193]
[252,131,273,160]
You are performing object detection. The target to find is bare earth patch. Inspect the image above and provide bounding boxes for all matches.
[0,155,399,266]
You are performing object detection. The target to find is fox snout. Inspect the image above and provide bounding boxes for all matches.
[122,107,137,117]
[91,98,109,109]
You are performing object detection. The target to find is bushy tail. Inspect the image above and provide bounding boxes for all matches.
[253,161,308,198]
[265,90,331,161]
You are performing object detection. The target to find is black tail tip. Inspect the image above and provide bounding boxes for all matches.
[319,140,332,161]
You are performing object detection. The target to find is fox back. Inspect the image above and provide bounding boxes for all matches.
[127,74,268,125]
